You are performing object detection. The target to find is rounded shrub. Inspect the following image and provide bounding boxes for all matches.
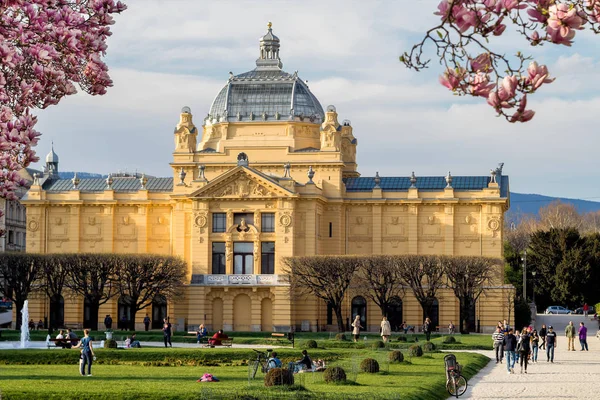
[360,358,380,373]
[104,339,117,349]
[334,333,347,341]
[388,350,404,363]
[371,340,385,350]
[408,344,423,357]
[305,340,318,349]
[422,341,436,352]
[397,335,407,342]
[323,366,347,383]
[443,336,457,344]
[264,368,294,387]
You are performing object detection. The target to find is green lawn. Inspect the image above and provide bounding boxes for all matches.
[0,347,489,399]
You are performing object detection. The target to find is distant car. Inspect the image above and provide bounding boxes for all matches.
[574,306,595,315]
[545,306,572,315]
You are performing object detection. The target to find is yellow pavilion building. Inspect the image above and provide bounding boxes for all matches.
[22,24,513,333]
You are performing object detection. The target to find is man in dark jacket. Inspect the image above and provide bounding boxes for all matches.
[546,325,557,362]
[503,328,517,374]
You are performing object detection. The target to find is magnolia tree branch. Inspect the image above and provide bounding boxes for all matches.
[402,0,599,123]
[0,1,127,236]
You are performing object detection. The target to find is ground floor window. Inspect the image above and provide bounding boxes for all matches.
[152,295,167,330]
[212,242,226,274]
[261,242,275,274]
[351,296,367,329]
[423,298,439,329]
[234,242,253,274]
[387,296,403,332]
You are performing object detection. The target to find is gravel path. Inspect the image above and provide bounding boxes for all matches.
[454,330,600,399]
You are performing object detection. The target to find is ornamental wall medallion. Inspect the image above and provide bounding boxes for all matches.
[488,218,500,232]
[27,219,39,232]
[194,213,208,228]
[279,213,292,228]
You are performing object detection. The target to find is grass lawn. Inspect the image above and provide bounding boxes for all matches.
[0,347,489,399]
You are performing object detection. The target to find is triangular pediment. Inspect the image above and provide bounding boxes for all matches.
[189,166,295,199]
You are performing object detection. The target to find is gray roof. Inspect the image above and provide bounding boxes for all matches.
[42,177,173,193]
[344,175,509,198]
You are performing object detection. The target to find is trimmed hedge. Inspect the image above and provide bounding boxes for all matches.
[323,366,347,383]
[397,336,407,342]
[442,336,457,344]
[422,341,436,352]
[371,340,385,350]
[408,344,423,357]
[104,339,117,349]
[360,358,379,373]
[334,333,347,341]
[264,367,294,387]
[388,350,404,363]
[305,340,318,349]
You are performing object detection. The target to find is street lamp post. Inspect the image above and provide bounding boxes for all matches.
[521,250,527,301]
[532,270,536,304]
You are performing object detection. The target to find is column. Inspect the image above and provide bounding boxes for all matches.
[70,205,80,253]
[444,204,454,255]
[103,205,114,253]
[408,204,418,254]
[372,204,382,254]
[222,293,233,331]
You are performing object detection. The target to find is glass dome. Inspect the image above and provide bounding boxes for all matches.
[206,23,324,124]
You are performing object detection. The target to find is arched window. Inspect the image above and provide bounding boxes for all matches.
[387,296,403,332]
[351,296,367,330]
[152,295,167,330]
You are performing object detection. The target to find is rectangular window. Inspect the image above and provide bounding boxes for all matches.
[329,222,333,238]
[327,302,333,325]
[7,230,14,244]
[261,242,275,274]
[211,242,226,274]
[212,213,226,233]
[261,213,275,233]
[233,242,254,274]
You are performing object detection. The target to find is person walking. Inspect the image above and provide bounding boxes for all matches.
[492,326,504,364]
[73,329,95,376]
[518,328,531,374]
[583,303,589,317]
[514,330,521,364]
[423,317,432,341]
[351,315,363,343]
[579,322,588,351]
[531,329,540,363]
[539,324,547,350]
[503,328,517,374]
[448,321,456,334]
[162,317,172,348]
[143,314,151,331]
[565,321,576,351]
[380,316,391,343]
[104,314,112,330]
[545,325,557,362]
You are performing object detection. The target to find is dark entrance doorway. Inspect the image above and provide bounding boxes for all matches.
[351,296,367,330]
[83,297,92,328]
[386,296,403,332]
[422,298,440,330]
[152,295,167,329]
[118,296,132,330]
[49,294,64,329]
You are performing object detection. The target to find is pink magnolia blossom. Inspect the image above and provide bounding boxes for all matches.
[0,0,127,236]
[509,94,535,122]
[547,3,585,45]
[439,67,465,91]
[526,61,555,89]
[468,72,495,97]
[470,53,492,72]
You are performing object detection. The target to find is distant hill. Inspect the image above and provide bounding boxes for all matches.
[508,192,600,220]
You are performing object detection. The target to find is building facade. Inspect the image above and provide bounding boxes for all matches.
[22,24,513,333]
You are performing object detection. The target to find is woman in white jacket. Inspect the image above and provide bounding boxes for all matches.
[351,315,363,342]
[381,316,392,343]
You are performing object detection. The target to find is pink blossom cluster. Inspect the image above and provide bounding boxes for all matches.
[0,0,126,234]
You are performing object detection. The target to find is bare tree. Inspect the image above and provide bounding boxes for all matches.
[505,215,537,255]
[39,254,72,329]
[442,256,502,333]
[357,255,405,317]
[64,253,118,331]
[114,254,187,330]
[538,200,583,231]
[395,255,445,324]
[284,256,361,333]
[0,253,43,329]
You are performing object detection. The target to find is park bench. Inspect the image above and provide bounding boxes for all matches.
[48,338,79,348]
[266,332,295,348]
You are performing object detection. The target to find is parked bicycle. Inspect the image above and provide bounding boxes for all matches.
[444,354,468,397]
[250,348,275,379]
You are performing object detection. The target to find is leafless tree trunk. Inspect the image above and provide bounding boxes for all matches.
[284,256,361,333]
[357,255,405,317]
[0,253,43,329]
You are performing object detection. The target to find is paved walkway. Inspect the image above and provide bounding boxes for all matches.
[456,333,600,399]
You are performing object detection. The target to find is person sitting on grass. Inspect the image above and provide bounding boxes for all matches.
[130,333,141,348]
[295,349,312,372]
[313,359,326,372]
[208,329,229,346]
[267,351,282,369]
[196,324,208,344]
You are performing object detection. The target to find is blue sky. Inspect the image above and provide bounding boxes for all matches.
[32,0,600,200]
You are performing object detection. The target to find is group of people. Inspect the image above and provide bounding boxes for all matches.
[103,314,152,331]
[28,319,44,330]
[54,328,79,348]
[265,349,325,373]
[492,319,590,374]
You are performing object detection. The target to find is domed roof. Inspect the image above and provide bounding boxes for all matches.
[207,23,324,124]
[46,143,59,163]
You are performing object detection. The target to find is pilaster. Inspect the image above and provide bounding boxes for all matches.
[222,293,233,331]
[444,204,454,255]
[408,204,418,254]
[70,205,80,253]
[372,204,382,254]
[104,205,114,253]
